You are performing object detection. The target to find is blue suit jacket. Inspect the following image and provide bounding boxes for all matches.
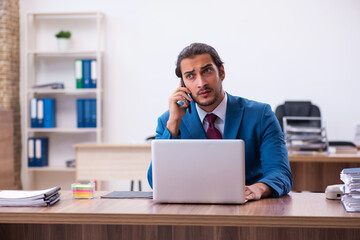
[147,93,292,197]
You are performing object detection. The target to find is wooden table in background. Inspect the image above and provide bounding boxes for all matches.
[74,143,152,191]
[0,191,360,240]
[289,153,360,192]
[73,143,151,183]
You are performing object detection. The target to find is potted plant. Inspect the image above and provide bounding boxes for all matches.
[55,30,71,50]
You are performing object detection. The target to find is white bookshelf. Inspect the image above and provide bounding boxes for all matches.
[27,166,76,172]
[27,50,100,55]
[27,89,100,94]
[27,128,100,133]
[24,12,105,190]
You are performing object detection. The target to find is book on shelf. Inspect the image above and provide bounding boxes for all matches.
[28,137,35,167]
[340,167,360,212]
[75,59,97,89]
[37,99,44,127]
[75,59,83,89]
[44,98,56,128]
[0,186,61,207]
[30,98,56,128]
[90,99,96,127]
[84,98,91,127]
[76,99,84,128]
[30,98,37,128]
[91,59,97,88]
[83,59,92,88]
[28,137,48,167]
[77,98,96,128]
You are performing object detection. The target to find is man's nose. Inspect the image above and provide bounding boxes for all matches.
[196,75,207,88]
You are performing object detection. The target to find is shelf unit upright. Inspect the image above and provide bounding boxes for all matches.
[24,12,105,190]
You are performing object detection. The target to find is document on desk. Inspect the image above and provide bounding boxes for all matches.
[340,168,360,212]
[101,191,153,199]
[0,186,61,207]
[341,194,360,212]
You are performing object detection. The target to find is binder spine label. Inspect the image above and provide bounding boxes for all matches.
[30,98,37,128]
[28,138,35,167]
[35,139,42,160]
[91,59,97,88]
[75,60,82,79]
[37,99,44,127]
[75,59,83,89]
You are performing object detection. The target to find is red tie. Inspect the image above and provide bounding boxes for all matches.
[205,113,222,139]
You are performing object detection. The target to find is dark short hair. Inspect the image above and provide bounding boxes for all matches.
[175,43,224,78]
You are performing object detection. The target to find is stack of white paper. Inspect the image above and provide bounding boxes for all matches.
[340,168,360,212]
[0,186,61,207]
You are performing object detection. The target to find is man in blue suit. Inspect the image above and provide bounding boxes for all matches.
[148,43,292,200]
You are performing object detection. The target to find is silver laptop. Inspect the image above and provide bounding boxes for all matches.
[152,139,246,204]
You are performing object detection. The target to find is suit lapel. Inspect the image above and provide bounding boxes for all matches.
[223,93,245,139]
[182,101,207,139]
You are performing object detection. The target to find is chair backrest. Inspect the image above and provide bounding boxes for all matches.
[275,101,321,131]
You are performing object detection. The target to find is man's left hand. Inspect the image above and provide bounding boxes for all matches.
[245,182,273,201]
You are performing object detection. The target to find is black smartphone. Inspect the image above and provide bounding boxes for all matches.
[180,78,192,114]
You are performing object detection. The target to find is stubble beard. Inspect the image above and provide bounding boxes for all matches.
[193,85,223,107]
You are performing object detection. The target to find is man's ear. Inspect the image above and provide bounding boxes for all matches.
[220,65,225,80]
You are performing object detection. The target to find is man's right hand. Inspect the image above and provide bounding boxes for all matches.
[166,81,192,136]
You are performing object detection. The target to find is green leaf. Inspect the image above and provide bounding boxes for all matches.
[55,30,71,39]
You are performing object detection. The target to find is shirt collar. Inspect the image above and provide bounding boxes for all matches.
[196,92,227,123]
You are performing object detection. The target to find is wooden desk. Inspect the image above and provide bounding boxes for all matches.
[0,192,359,240]
[290,153,360,192]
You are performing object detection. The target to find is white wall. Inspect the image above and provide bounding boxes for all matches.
[20,0,360,142]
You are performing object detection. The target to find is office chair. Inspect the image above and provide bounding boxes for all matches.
[275,101,321,131]
[145,135,156,141]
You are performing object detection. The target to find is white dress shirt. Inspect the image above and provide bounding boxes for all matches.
[196,93,228,136]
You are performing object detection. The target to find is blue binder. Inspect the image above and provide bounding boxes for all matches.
[84,99,91,127]
[37,99,44,128]
[83,60,92,88]
[90,99,97,127]
[30,98,37,128]
[28,138,36,167]
[77,99,84,128]
[34,138,49,167]
[44,98,56,128]
[75,59,83,89]
[90,59,97,88]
